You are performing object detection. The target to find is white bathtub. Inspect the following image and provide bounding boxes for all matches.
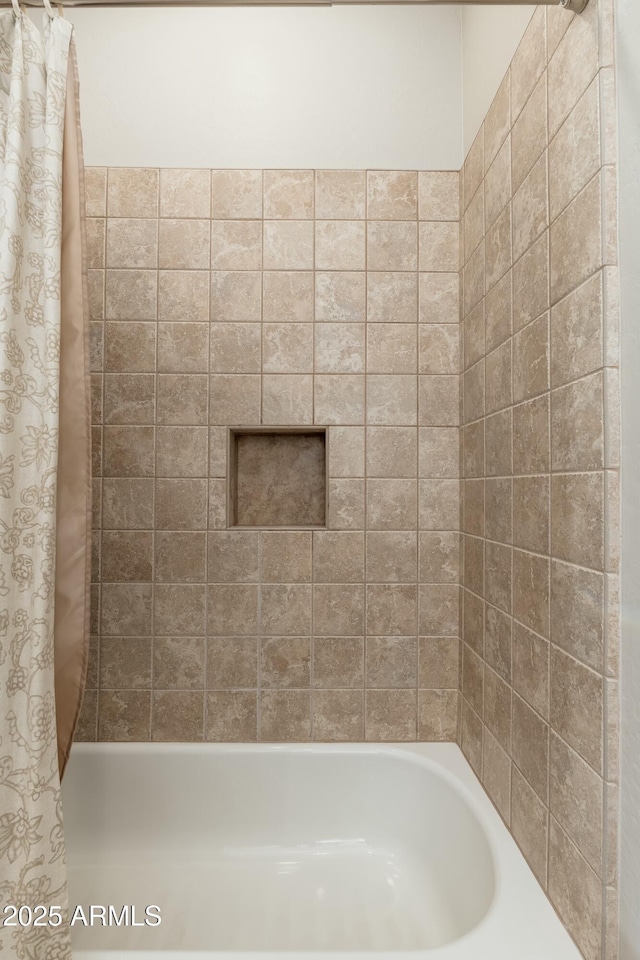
[62,743,581,960]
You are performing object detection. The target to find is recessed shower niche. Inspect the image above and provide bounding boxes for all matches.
[229,428,327,528]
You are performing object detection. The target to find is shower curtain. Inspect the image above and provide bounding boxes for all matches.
[0,9,90,957]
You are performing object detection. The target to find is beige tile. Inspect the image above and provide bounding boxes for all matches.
[106,219,157,271]
[104,323,156,373]
[366,585,417,637]
[261,531,312,583]
[419,583,459,635]
[513,549,549,638]
[315,170,366,220]
[367,171,417,220]
[366,636,417,687]
[156,426,208,478]
[157,374,208,425]
[551,559,604,671]
[206,691,257,741]
[551,372,604,472]
[235,433,325,526]
[548,818,602,960]
[208,584,259,636]
[485,270,512,352]
[211,271,262,323]
[551,176,602,309]
[418,171,459,221]
[86,167,107,218]
[86,217,105,270]
[368,324,417,374]
[103,374,154,426]
[211,221,262,270]
[464,302,485,373]
[485,409,513,478]
[98,690,151,741]
[209,375,261,425]
[211,323,263,373]
[512,621,549,720]
[207,531,260,583]
[462,644,484,716]
[315,220,366,271]
[483,730,512,823]
[102,531,152,582]
[101,583,152,636]
[463,590,484,657]
[513,476,550,555]
[512,73,548,195]
[103,425,154,477]
[548,6,599,138]
[329,426,365,478]
[463,129,484,211]
[209,428,227,478]
[158,323,208,374]
[156,478,207,530]
[463,362,484,425]
[152,691,204,741]
[461,699,483,775]
[211,170,262,219]
[484,136,511,232]
[510,7,545,122]
[88,269,105,321]
[260,691,311,741]
[313,690,364,741]
[365,689,417,741]
[549,79,601,222]
[313,584,364,636]
[315,323,365,373]
[367,478,417,530]
[485,541,511,614]
[513,232,549,333]
[314,375,365,425]
[511,765,548,887]
[366,530,417,583]
[90,321,104,373]
[159,168,210,219]
[103,478,153,530]
[485,478,512,545]
[264,170,314,219]
[158,271,209,323]
[551,273,603,388]
[261,584,311,636]
[463,534,483,596]
[313,531,364,583]
[327,478,365,530]
[154,636,205,689]
[367,221,417,271]
[463,242,485,317]
[512,693,548,801]
[485,206,512,292]
[550,731,603,877]
[264,220,313,270]
[483,600,511,683]
[419,427,458,479]
[484,74,511,171]
[316,272,366,323]
[159,219,209,270]
[551,646,603,773]
[463,421,484,480]
[207,636,258,689]
[75,689,98,741]
[418,636,459,689]
[513,395,550,475]
[465,187,484,262]
[313,637,364,689]
[419,325,458,376]
[155,583,206,636]
[484,667,512,753]
[106,270,157,321]
[366,426,417,479]
[551,473,604,569]
[419,273,459,325]
[367,376,417,426]
[263,272,313,323]
[99,636,151,689]
[261,636,311,688]
[512,152,549,263]
[419,221,459,272]
[107,168,158,218]
[486,340,512,415]
[417,689,457,741]
[462,479,485,538]
[262,374,313,425]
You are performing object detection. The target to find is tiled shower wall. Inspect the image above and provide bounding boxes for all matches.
[459,4,619,960]
[78,167,463,744]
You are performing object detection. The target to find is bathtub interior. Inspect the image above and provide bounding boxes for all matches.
[63,744,495,953]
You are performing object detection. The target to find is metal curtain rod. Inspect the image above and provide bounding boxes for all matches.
[1,0,590,11]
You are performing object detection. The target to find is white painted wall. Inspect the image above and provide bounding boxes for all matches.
[67,5,462,170]
[617,0,640,956]
[461,4,534,155]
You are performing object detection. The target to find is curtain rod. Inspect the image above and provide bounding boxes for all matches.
[1,0,589,11]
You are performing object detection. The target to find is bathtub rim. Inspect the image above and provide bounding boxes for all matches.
[63,741,583,960]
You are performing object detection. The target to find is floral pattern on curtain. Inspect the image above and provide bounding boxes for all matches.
[0,11,74,959]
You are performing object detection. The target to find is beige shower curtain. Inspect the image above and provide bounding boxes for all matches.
[0,9,90,957]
